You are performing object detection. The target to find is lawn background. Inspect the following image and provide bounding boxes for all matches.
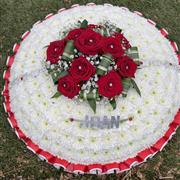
[0,0,179,179]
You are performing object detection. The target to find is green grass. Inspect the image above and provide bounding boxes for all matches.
[0,0,180,179]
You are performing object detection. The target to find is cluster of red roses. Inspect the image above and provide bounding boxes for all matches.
[46,24,137,99]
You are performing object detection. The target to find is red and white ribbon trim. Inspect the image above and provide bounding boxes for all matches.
[22,31,30,40]
[6,56,15,67]
[170,41,178,52]
[86,3,96,6]
[1,81,9,96]
[160,28,169,37]
[119,162,130,172]
[2,4,179,174]
[13,43,20,53]
[3,69,10,81]
[104,3,113,7]
[121,7,129,11]
[88,164,103,174]
[58,8,66,13]
[147,19,156,26]
[152,137,168,151]
[177,54,180,64]
[124,157,137,167]
[134,11,143,16]
[33,20,41,27]
[137,148,153,161]
[71,4,80,8]
[27,141,40,154]
[73,164,87,174]
[45,13,54,20]
[8,114,18,128]
[105,162,119,174]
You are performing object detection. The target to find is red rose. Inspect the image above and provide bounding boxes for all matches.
[57,75,80,99]
[87,24,99,29]
[97,71,123,98]
[102,37,124,59]
[75,29,103,55]
[116,56,137,77]
[66,28,84,41]
[46,40,66,64]
[69,56,96,82]
[114,32,131,50]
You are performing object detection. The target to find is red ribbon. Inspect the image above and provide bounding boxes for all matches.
[2,81,9,97]
[134,11,143,16]
[5,100,11,112]
[87,3,96,6]
[71,4,80,8]
[22,31,30,40]
[152,137,167,151]
[3,69,10,81]
[160,28,168,37]
[88,164,102,173]
[53,158,69,169]
[177,54,180,64]
[173,111,180,125]
[27,140,41,153]
[58,8,66,13]
[137,148,153,161]
[45,13,54,20]
[6,56,15,67]
[8,113,18,128]
[119,162,129,171]
[104,162,119,173]
[13,43,20,53]
[124,157,137,167]
[147,19,156,26]
[73,164,87,173]
[170,41,178,52]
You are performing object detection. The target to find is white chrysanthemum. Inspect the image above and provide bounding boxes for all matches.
[8,5,180,165]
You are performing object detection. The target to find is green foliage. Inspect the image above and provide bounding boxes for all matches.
[51,70,68,84]
[126,46,139,59]
[109,98,116,110]
[87,99,96,113]
[131,78,141,97]
[80,19,88,28]
[51,91,61,98]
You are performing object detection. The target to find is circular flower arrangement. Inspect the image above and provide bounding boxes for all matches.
[46,20,141,112]
[2,4,180,174]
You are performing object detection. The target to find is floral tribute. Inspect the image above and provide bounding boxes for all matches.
[46,20,142,112]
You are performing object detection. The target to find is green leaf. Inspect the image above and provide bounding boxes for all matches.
[78,90,84,99]
[96,54,113,75]
[102,28,109,36]
[122,94,127,97]
[51,91,61,98]
[51,71,68,84]
[122,78,131,97]
[87,99,96,113]
[126,47,139,60]
[109,98,116,110]
[43,45,49,49]
[59,71,68,78]
[61,40,75,61]
[116,28,122,33]
[131,79,141,97]
[167,34,176,41]
[156,24,162,30]
[134,60,143,66]
[80,19,88,28]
